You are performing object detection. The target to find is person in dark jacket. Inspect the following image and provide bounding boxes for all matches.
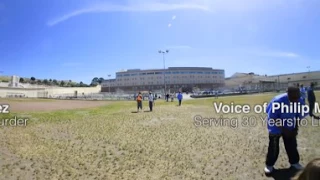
[307,82,319,119]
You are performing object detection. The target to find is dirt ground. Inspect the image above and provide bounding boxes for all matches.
[0,99,110,112]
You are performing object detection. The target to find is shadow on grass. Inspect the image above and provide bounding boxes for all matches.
[266,168,299,180]
[131,110,152,113]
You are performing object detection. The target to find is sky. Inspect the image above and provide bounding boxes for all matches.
[0,0,320,84]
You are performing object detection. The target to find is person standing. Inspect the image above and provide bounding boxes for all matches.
[264,86,306,174]
[153,93,156,107]
[148,91,154,111]
[215,91,218,99]
[177,92,183,106]
[300,84,306,103]
[308,82,319,119]
[136,92,143,112]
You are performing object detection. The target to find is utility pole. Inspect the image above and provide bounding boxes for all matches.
[278,75,280,91]
[158,50,169,95]
[108,74,111,93]
[306,66,311,86]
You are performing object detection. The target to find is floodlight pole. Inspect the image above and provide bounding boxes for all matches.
[158,50,169,95]
[108,75,111,93]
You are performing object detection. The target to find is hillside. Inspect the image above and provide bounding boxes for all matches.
[0,75,96,87]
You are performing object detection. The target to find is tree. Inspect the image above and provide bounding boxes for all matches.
[52,79,58,85]
[80,81,84,87]
[60,81,65,87]
[43,79,48,85]
[90,82,97,87]
[37,79,42,84]
[30,77,36,81]
[92,77,99,82]
[91,77,99,86]
[98,77,104,84]
[19,78,24,83]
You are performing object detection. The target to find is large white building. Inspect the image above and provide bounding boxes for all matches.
[102,67,225,93]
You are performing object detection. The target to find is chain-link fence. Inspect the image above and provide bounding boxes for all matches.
[48,92,167,101]
[224,80,320,93]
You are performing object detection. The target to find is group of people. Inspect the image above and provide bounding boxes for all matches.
[264,82,319,178]
[136,91,183,112]
[165,93,177,102]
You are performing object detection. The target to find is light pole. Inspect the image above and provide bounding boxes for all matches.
[108,74,111,93]
[306,66,311,85]
[277,75,280,91]
[158,50,169,95]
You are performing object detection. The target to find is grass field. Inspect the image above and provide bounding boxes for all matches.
[1,92,320,180]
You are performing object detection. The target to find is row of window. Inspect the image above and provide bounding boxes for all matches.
[117,76,223,81]
[102,80,224,87]
[117,71,224,77]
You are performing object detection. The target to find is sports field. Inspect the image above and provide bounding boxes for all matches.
[1,92,320,180]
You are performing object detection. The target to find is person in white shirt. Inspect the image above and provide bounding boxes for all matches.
[148,91,154,111]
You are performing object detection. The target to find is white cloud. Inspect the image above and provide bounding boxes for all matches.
[47,2,209,27]
[168,23,172,27]
[257,51,299,58]
[226,47,300,58]
[172,15,176,20]
[166,45,192,49]
[273,52,299,58]
[172,0,310,14]
[47,0,315,26]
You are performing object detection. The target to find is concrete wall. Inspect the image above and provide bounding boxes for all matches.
[0,87,43,98]
[0,82,61,88]
[45,85,101,97]
[0,85,101,98]
[0,82,9,87]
